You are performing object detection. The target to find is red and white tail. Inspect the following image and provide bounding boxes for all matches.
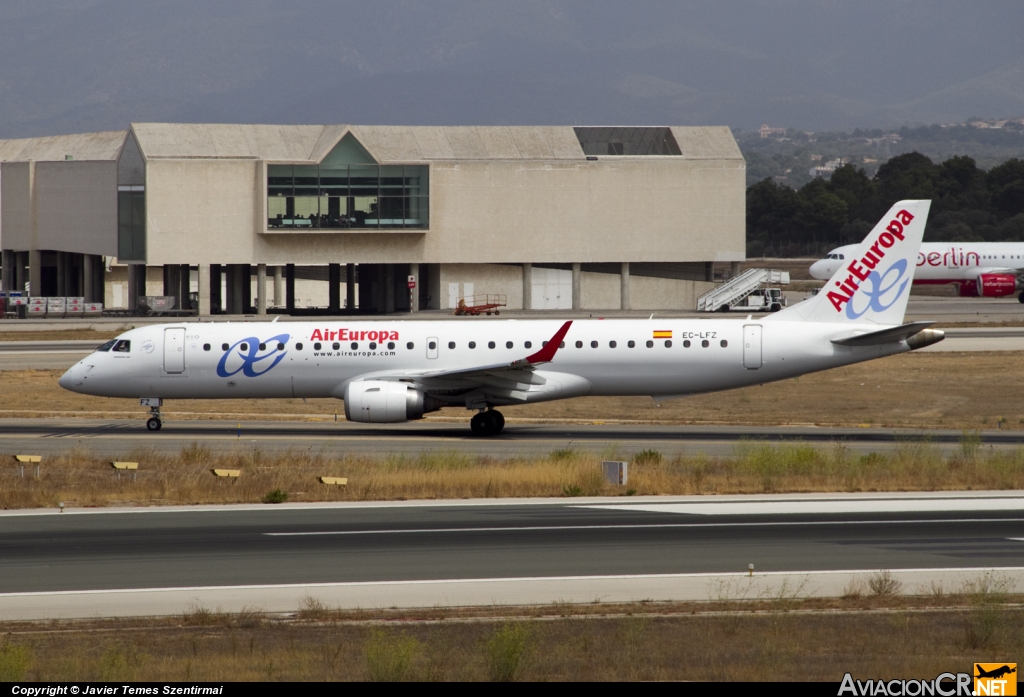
[770,200,931,325]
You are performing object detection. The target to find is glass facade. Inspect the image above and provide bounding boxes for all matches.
[117,187,146,260]
[267,164,428,230]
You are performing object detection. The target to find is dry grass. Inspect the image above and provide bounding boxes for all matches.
[1,595,1021,681]
[4,351,1024,429]
[2,439,1023,509]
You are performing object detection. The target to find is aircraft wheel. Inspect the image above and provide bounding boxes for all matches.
[470,411,499,436]
[770,302,782,312]
[146,417,162,432]
[1018,291,1024,304]
[491,410,505,433]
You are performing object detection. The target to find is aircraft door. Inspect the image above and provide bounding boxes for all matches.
[163,327,186,373]
[743,325,762,370]
[427,336,438,359]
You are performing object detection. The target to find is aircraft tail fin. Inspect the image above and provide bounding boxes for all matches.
[769,200,931,325]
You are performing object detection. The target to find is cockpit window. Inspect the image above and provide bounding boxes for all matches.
[112,340,131,353]
[97,340,117,352]
[838,254,845,259]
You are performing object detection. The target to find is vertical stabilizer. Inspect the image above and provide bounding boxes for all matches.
[768,200,931,325]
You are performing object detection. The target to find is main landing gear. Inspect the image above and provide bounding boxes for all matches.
[1018,291,1024,304]
[470,409,505,436]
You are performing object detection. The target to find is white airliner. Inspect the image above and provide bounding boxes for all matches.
[811,242,1024,300]
[60,200,942,436]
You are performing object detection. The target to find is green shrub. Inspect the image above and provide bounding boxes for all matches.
[261,489,288,504]
[365,629,420,682]
[562,483,583,497]
[633,449,662,465]
[486,623,534,682]
[0,642,32,681]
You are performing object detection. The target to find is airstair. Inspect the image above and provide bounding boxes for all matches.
[697,268,791,312]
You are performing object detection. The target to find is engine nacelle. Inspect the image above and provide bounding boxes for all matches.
[343,380,442,423]
[976,273,1019,297]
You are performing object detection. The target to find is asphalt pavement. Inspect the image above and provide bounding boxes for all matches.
[0,492,1021,619]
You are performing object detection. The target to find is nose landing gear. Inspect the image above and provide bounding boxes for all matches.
[140,398,163,432]
[470,409,505,436]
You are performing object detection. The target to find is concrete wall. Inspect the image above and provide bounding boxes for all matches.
[140,155,744,269]
[145,159,259,264]
[0,162,32,250]
[35,161,117,256]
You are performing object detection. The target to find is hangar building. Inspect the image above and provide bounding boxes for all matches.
[0,124,745,315]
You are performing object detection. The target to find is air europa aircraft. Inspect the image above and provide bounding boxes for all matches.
[60,200,942,436]
[811,241,1024,301]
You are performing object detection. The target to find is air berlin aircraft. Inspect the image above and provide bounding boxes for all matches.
[811,241,1024,300]
[61,200,941,436]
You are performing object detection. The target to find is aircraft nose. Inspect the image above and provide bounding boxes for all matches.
[808,260,832,280]
[59,362,88,392]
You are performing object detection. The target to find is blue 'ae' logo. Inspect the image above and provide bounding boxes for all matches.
[216,334,290,378]
[845,260,910,320]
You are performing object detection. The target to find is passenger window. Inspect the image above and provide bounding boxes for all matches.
[407,342,414,349]
[97,340,116,352]
[488,341,496,349]
[702,340,710,348]
[468,341,476,349]
[665,340,672,348]
[259,343,266,351]
[449,341,456,349]
[430,341,438,349]
[332,342,340,350]
[560,341,565,348]
[591,341,598,348]
[222,343,229,351]
[720,340,728,348]
[387,342,395,350]
[646,340,653,348]
[609,341,616,348]
[314,343,322,350]
[525,341,532,349]
[351,343,358,350]
[683,340,691,348]
[506,341,513,349]
[542,341,547,347]
[296,343,303,350]
[628,340,635,348]
[575,341,583,348]
[113,340,131,353]
[277,343,285,351]
[203,343,211,351]
[369,342,376,350]
[240,343,248,352]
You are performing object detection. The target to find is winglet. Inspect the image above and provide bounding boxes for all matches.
[524,321,573,365]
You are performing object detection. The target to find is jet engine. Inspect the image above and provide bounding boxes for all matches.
[343,380,442,423]
[976,273,1019,297]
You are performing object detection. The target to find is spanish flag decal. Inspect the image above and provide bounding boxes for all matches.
[653,330,672,339]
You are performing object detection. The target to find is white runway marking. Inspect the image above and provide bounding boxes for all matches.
[266,518,1024,537]
[577,497,1024,516]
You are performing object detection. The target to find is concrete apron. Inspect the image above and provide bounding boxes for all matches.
[2,567,1021,621]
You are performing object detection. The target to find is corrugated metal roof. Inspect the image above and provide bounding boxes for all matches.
[0,130,127,162]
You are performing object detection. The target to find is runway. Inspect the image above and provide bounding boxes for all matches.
[2,418,1023,458]
[0,492,1021,620]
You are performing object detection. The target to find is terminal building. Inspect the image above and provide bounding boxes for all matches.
[0,124,745,315]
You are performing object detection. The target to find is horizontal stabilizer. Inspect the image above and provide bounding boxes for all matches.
[831,321,942,347]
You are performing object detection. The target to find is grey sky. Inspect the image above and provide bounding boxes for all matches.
[0,0,1022,137]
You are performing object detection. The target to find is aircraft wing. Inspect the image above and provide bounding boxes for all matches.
[340,320,575,396]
